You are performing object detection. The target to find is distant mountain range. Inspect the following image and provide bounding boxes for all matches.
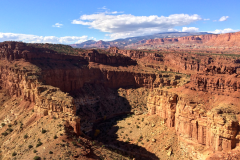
[70,32,211,49]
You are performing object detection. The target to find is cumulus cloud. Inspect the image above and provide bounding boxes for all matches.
[219,16,229,22]
[209,28,239,34]
[52,23,63,28]
[0,32,90,44]
[72,12,202,39]
[204,18,210,21]
[182,27,199,32]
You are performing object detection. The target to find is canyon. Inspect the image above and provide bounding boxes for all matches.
[0,31,240,160]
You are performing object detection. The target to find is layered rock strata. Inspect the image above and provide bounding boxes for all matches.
[163,53,240,74]
[109,47,240,75]
[0,64,81,134]
[109,47,163,61]
[147,89,240,152]
[125,31,240,51]
[188,74,240,93]
[83,49,137,65]
[42,68,158,92]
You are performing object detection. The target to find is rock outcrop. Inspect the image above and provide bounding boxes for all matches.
[147,89,240,155]
[0,63,81,134]
[187,74,240,94]
[109,47,240,75]
[109,47,163,61]
[163,52,240,74]
[82,49,137,66]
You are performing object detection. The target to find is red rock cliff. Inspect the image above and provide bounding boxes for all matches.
[147,89,240,156]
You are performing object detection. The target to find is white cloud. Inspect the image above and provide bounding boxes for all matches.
[204,18,210,21]
[0,32,90,44]
[168,28,179,32]
[219,16,229,22]
[72,12,202,39]
[182,27,199,32]
[209,28,239,34]
[52,23,63,28]
[98,6,107,10]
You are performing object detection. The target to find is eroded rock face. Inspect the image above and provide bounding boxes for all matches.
[0,64,81,134]
[187,74,240,93]
[109,47,163,61]
[0,65,38,101]
[0,42,82,135]
[147,90,178,128]
[109,47,240,75]
[34,85,81,135]
[84,49,137,65]
[147,89,240,153]
[163,53,240,74]
[125,31,240,51]
[42,68,158,92]
[207,105,239,151]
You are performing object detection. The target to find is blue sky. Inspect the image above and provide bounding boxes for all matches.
[0,0,239,44]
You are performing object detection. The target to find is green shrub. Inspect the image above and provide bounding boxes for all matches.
[33,156,41,160]
[41,129,47,134]
[8,124,12,127]
[36,141,42,147]
[54,135,57,139]
[28,145,33,149]
[2,132,8,136]
[12,151,17,156]
[24,134,28,139]
[33,150,37,153]
[1,123,5,127]
[7,128,13,132]
[49,151,53,154]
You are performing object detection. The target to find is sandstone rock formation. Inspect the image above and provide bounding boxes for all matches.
[126,31,240,51]
[187,74,240,94]
[1,41,240,159]
[147,89,240,154]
